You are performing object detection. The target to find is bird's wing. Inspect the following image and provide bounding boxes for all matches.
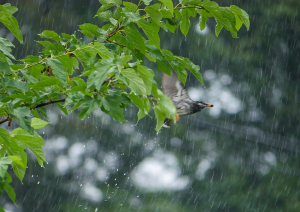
[162,71,193,107]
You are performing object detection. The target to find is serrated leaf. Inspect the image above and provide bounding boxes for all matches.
[135,65,154,95]
[8,155,24,167]
[128,93,151,121]
[120,68,147,95]
[79,23,101,39]
[0,128,27,182]
[0,9,23,44]
[137,19,160,48]
[31,77,62,89]
[102,92,127,122]
[230,5,250,30]
[87,64,111,90]
[26,64,43,79]
[98,10,113,22]
[158,0,173,14]
[31,117,50,129]
[123,27,146,53]
[154,90,176,131]
[0,157,12,180]
[78,96,101,120]
[157,60,171,75]
[57,55,73,75]
[39,30,60,42]
[123,2,138,12]
[4,182,16,203]
[0,37,15,59]
[11,128,47,167]
[91,42,112,59]
[0,61,11,75]
[47,59,67,84]
[175,56,204,86]
[11,107,33,134]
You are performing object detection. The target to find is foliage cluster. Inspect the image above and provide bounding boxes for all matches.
[0,0,249,209]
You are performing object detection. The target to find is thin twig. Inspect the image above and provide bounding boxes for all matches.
[34,99,66,109]
[0,118,8,125]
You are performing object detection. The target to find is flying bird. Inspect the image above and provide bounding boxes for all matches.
[162,71,213,127]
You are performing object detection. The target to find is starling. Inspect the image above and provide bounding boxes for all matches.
[162,71,213,127]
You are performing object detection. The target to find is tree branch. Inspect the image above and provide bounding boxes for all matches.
[0,98,66,125]
[34,99,66,109]
[0,118,8,125]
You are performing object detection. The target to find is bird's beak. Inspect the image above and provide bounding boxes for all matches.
[206,103,214,107]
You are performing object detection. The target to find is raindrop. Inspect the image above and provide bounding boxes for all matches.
[137,195,139,197]
[37,181,40,184]
[31,175,34,178]
[95,208,98,212]
[80,184,83,187]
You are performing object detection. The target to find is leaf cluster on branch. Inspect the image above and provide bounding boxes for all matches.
[0,0,249,208]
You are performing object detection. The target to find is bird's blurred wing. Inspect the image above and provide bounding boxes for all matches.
[162,72,193,106]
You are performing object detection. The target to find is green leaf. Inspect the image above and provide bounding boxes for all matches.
[31,117,50,129]
[8,155,25,167]
[74,50,91,65]
[198,9,211,31]
[90,42,112,60]
[162,50,187,84]
[3,78,29,93]
[78,96,101,120]
[142,0,152,5]
[123,2,138,12]
[0,61,11,75]
[122,12,141,26]
[0,37,15,59]
[128,93,151,121]
[0,128,27,182]
[135,65,154,95]
[180,8,195,36]
[31,77,62,90]
[0,157,12,180]
[154,90,176,131]
[120,68,147,95]
[11,107,34,134]
[0,8,23,44]
[39,30,61,42]
[158,0,173,14]
[137,19,160,48]
[123,27,146,53]
[166,17,179,33]
[87,64,112,90]
[98,10,113,22]
[11,128,47,167]
[157,60,171,75]
[102,92,127,122]
[57,55,73,75]
[229,5,250,30]
[0,206,5,212]
[175,56,204,86]
[26,64,44,79]
[99,0,122,6]
[47,59,67,84]
[4,182,16,203]
[79,23,101,39]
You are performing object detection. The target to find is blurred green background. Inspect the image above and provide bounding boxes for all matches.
[0,0,300,211]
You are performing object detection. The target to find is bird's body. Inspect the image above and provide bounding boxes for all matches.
[162,71,213,127]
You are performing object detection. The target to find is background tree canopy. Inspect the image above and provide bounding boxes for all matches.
[0,0,299,211]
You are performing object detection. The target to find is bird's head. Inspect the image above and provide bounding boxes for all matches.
[195,101,214,108]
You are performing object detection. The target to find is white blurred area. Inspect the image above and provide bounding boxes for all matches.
[131,150,190,192]
[188,69,244,117]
